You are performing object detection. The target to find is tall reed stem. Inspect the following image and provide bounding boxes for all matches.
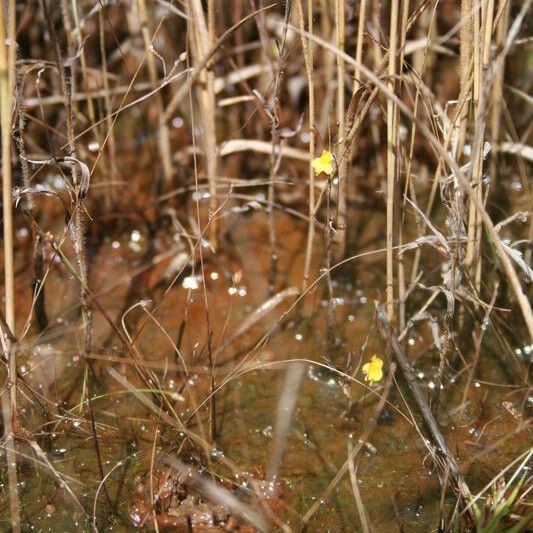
[301,0,316,290]
[334,0,346,259]
[188,0,218,245]
[386,0,400,321]
[0,0,21,529]
[138,0,173,187]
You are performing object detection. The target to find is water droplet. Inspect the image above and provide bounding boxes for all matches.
[182,276,199,290]
[16,227,28,239]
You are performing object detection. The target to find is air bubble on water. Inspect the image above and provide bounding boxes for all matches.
[130,506,142,526]
[238,286,247,297]
[228,286,238,296]
[210,448,224,460]
[474,381,481,388]
[295,333,303,341]
[16,227,28,238]
[192,190,203,202]
[408,338,415,346]
[210,271,219,280]
[172,116,184,128]
[129,230,143,252]
[417,372,425,379]
[88,141,100,152]
[53,175,65,189]
[262,425,273,438]
[182,276,199,290]
[514,343,533,362]
[300,132,310,143]
[428,381,435,390]
[359,296,367,304]
[111,240,120,249]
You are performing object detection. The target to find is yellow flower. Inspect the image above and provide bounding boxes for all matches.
[311,150,334,176]
[362,355,384,384]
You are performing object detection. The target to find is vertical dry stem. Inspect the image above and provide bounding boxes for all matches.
[386,0,400,321]
[98,8,117,208]
[138,0,173,187]
[396,0,410,334]
[0,0,21,529]
[353,0,366,95]
[187,0,218,245]
[300,0,316,290]
[334,0,346,259]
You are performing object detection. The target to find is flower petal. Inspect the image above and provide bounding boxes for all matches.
[311,150,334,176]
[362,356,384,383]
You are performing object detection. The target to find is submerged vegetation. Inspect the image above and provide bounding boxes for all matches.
[0,0,532,531]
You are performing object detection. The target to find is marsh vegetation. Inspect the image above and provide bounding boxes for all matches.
[0,0,532,531]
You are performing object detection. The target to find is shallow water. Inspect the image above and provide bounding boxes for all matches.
[2,203,531,532]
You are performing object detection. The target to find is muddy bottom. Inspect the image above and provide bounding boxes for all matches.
[2,206,531,532]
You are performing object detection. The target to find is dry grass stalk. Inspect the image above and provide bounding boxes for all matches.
[287,23,533,338]
[334,0,346,259]
[187,0,219,245]
[98,6,117,207]
[299,0,316,290]
[138,0,173,187]
[386,0,400,321]
[0,0,21,529]
[396,0,410,335]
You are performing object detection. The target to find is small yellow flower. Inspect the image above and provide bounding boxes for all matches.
[311,150,334,176]
[362,355,384,384]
